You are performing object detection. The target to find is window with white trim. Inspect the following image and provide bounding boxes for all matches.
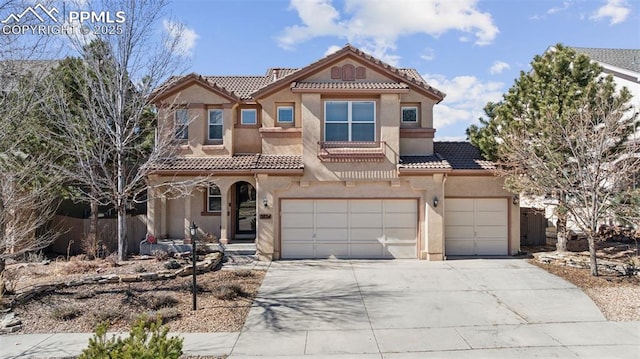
[277,105,294,124]
[207,186,222,213]
[174,109,188,140]
[401,106,418,123]
[208,109,223,141]
[324,101,375,141]
[241,109,257,125]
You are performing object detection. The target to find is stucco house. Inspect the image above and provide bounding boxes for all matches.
[147,45,519,260]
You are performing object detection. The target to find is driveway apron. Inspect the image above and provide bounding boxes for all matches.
[230,259,640,358]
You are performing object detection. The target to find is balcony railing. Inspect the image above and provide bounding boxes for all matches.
[318,141,386,162]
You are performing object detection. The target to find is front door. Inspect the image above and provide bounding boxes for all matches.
[235,182,256,238]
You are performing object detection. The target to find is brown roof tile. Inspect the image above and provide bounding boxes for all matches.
[434,142,495,170]
[398,155,451,170]
[152,154,303,172]
[292,82,410,90]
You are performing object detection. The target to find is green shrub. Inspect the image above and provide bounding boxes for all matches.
[79,314,183,359]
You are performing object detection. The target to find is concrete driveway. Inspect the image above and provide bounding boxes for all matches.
[230,259,640,358]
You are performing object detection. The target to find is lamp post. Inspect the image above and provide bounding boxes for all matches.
[189,221,198,311]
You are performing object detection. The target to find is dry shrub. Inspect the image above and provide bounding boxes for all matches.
[51,306,81,321]
[92,307,124,326]
[148,294,178,310]
[145,308,181,325]
[64,257,101,274]
[213,284,247,300]
[233,270,254,278]
[153,250,169,261]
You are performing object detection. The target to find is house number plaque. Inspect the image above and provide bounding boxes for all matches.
[259,214,271,219]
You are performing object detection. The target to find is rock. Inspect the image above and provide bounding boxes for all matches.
[139,272,158,281]
[120,274,139,282]
[164,260,181,270]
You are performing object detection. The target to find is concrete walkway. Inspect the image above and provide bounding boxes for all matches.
[2,259,639,358]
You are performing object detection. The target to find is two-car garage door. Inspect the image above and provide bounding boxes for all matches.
[445,198,508,256]
[281,199,417,259]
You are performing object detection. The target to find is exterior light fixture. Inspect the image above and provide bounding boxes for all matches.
[262,197,268,207]
[512,194,519,206]
[433,196,439,207]
[189,221,198,311]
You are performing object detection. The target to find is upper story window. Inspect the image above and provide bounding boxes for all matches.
[208,109,223,141]
[207,185,222,213]
[401,106,418,123]
[277,105,294,124]
[241,109,257,125]
[325,101,375,142]
[174,109,189,140]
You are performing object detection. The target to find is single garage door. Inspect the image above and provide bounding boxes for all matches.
[281,199,417,259]
[445,198,508,256]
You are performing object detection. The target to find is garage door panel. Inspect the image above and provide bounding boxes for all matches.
[477,199,506,211]
[282,243,315,259]
[350,200,382,212]
[384,228,416,242]
[445,225,474,238]
[476,225,507,238]
[316,213,348,227]
[316,243,349,258]
[281,228,313,241]
[476,240,508,255]
[445,240,474,256]
[350,243,384,258]
[446,212,474,226]
[385,213,416,228]
[282,200,314,213]
[384,199,416,213]
[446,199,473,211]
[281,213,313,228]
[445,198,508,256]
[316,200,348,213]
[350,228,383,241]
[476,212,507,225]
[350,213,383,227]
[386,243,416,258]
[281,199,417,259]
[316,228,349,241]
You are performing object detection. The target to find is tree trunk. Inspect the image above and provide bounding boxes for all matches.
[556,214,568,252]
[117,203,127,262]
[588,233,599,276]
[87,200,98,258]
[0,257,5,296]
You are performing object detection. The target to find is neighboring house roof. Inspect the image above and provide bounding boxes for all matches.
[151,154,303,173]
[0,60,59,92]
[570,47,640,74]
[399,142,495,172]
[152,44,444,103]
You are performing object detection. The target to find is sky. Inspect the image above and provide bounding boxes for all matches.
[7,0,637,140]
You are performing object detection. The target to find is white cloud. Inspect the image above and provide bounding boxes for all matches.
[163,19,198,57]
[279,0,498,63]
[420,48,435,61]
[547,1,571,14]
[425,73,504,130]
[590,0,631,25]
[489,61,510,75]
[324,45,342,56]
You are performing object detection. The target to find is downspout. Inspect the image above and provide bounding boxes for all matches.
[441,173,447,260]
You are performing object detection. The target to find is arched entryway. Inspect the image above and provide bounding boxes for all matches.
[231,181,256,241]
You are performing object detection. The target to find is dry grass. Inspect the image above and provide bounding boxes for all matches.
[4,257,264,333]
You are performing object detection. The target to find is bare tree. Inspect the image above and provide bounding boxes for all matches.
[44,0,196,261]
[0,0,67,293]
[498,89,640,276]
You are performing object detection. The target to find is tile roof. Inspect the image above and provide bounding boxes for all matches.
[151,154,303,172]
[434,142,495,170]
[292,81,410,90]
[154,45,445,102]
[398,155,451,170]
[570,47,640,74]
